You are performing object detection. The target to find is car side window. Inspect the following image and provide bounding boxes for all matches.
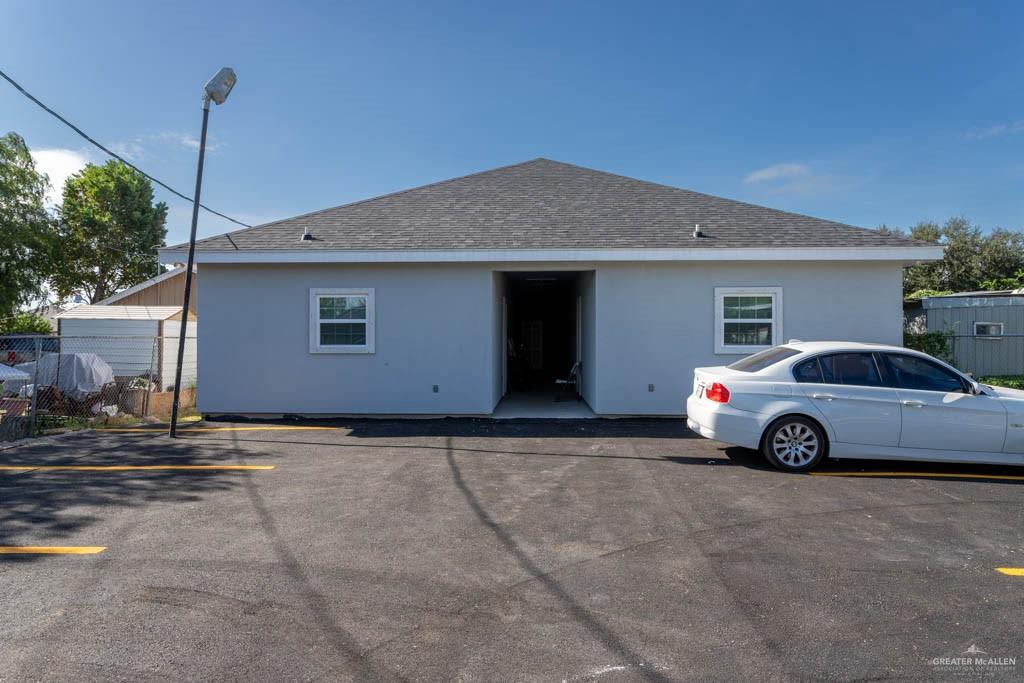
[792,358,823,383]
[818,353,883,387]
[882,354,966,393]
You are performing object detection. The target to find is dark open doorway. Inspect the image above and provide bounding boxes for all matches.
[496,271,592,417]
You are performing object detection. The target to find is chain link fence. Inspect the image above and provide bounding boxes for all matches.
[0,335,197,441]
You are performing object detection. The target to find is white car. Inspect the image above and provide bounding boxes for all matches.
[686,341,1024,471]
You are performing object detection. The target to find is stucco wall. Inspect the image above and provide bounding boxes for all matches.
[491,271,507,408]
[572,270,598,408]
[592,261,904,415]
[199,263,496,415]
[199,260,903,416]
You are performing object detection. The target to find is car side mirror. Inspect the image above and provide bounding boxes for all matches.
[968,380,984,395]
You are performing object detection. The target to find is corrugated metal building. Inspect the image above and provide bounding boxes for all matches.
[55,305,198,390]
[922,290,1024,376]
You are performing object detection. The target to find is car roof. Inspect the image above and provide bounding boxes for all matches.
[782,341,908,354]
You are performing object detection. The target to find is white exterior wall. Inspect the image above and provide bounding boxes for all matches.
[591,261,903,415]
[199,263,497,415]
[198,260,903,416]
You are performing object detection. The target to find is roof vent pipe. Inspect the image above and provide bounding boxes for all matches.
[692,224,703,238]
[301,227,313,242]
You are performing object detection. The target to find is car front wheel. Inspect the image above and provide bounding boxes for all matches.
[762,416,827,472]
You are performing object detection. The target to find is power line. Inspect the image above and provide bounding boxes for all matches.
[0,68,251,228]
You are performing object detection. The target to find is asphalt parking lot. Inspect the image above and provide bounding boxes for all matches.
[1,419,1022,682]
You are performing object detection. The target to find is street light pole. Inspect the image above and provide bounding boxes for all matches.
[169,68,236,438]
[168,101,210,438]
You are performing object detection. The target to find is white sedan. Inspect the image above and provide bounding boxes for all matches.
[686,341,1024,471]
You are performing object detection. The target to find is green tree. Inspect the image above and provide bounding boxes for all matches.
[50,160,168,303]
[0,312,52,334]
[978,229,1024,288]
[0,132,55,318]
[892,217,1024,295]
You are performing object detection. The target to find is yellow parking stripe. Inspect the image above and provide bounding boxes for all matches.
[103,426,338,433]
[0,546,106,554]
[810,471,1024,482]
[996,567,1024,576]
[0,465,274,472]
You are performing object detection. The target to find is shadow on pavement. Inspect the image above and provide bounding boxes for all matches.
[202,416,696,440]
[722,446,1024,483]
[0,432,273,561]
[443,436,672,683]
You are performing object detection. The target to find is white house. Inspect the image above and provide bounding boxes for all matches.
[158,159,940,417]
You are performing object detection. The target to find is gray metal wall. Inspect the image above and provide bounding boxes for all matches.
[926,304,1024,376]
[198,260,904,416]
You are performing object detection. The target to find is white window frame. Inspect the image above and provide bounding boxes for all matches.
[714,286,783,354]
[309,288,375,354]
[974,321,1003,339]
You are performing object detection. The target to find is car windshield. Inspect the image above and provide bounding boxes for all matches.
[727,346,801,372]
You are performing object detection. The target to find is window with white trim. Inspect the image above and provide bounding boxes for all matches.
[714,287,782,354]
[974,321,1003,338]
[309,288,375,353]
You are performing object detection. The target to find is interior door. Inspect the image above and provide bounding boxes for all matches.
[881,353,1007,453]
[796,353,901,446]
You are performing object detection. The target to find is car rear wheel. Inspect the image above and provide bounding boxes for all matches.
[762,416,827,472]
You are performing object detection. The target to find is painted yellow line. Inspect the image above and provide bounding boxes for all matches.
[0,546,106,554]
[810,471,1024,481]
[103,426,338,433]
[996,567,1024,576]
[0,465,274,472]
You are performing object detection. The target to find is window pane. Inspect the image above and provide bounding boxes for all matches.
[722,294,773,320]
[975,323,1002,337]
[819,353,881,387]
[884,354,964,393]
[319,296,366,320]
[793,358,823,383]
[723,296,741,319]
[728,346,800,371]
[723,322,772,346]
[752,296,773,319]
[320,323,367,346]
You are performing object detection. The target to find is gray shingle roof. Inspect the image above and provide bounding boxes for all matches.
[166,158,927,252]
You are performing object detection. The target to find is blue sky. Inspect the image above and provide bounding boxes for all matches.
[4,1,1023,245]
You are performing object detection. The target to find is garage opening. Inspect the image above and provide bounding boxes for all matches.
[494,271,595,418]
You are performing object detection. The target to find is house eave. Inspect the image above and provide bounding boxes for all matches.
[159,246,943,266]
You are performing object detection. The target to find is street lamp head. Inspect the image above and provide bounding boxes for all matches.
[204,67,237,105]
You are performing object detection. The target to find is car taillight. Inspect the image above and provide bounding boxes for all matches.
[705,382,730,403]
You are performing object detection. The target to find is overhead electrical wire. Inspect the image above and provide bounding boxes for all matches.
[0,68,252,228]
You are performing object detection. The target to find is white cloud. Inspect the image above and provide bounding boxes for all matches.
[743,163,810,184]
[961,120,1024,141]
[109,140,145,161]
[155,131,220,152]
[30,148,91,206]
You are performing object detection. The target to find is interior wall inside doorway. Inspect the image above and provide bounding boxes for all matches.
[504,271,581,393]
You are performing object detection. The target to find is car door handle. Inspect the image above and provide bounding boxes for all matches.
[811,393,838,401]
[901,399,927,408]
